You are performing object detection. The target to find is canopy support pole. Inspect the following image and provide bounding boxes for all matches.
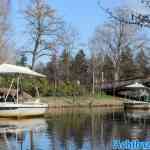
[35,86,40,97]
[16,77,20,104]
[5,79,15,103]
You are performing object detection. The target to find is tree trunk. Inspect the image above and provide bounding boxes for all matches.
[31,54,36,70]
[113,67,119,97]
[31,35,40,70]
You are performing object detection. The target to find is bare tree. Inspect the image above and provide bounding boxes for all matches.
[58,25,79,81]
[90,9,138,84]
[89,30,106,95]
[23,0,64,69]
[58,24,79,52]
[98,0,150,28]
[0,0,15,64]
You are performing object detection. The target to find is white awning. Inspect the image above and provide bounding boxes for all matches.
[0,64,46,77]
[125,82,145,88]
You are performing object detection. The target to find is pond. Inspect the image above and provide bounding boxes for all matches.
[0,107,150,150]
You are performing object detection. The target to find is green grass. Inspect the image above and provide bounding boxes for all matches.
[94,93,114,100]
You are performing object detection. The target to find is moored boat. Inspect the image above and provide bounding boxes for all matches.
[124,99,150,110]
[0,64,48,117]
[123,82,150,110]
[0,102,48,117]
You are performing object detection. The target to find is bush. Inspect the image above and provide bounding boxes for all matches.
[22,78,50,97]
[46,81,82,97]
[0,77,89,97]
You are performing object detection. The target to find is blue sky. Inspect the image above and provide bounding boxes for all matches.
[9,0,144,64]
[10,0,125,49]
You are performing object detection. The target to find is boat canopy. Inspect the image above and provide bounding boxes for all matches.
[125,82,145,88]
[0,64,46,77]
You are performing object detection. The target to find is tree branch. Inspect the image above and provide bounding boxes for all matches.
[98,1,150,28]
[36,53,51,60]
[22,50,33,54]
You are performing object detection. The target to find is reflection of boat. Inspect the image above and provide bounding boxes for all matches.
[127,125,147,139]
[123,110,149,139]
[126,109,150,119]
[0,64,48,117]
[0,118,47,133]
[0,118,47,150]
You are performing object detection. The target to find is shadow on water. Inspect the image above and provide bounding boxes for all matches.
[1,108,150,149]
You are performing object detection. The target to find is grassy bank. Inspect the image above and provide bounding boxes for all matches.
[40,94,123,108]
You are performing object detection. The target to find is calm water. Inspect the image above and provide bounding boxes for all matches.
[0,108,150,150]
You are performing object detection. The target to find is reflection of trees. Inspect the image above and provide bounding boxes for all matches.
[46,109,150,149]
[46,109,118,150]
[103,111,149,141]
[47,112,89,150]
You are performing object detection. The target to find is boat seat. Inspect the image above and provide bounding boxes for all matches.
[5,95,15,103]
[0,97,4,102]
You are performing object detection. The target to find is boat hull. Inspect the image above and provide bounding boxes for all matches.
[124,100,150,110]
[0,103,48,117]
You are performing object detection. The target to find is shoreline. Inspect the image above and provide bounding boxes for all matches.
[47,102,123,108]
[40,96,124,109]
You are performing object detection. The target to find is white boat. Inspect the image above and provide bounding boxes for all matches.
[124,82,150,110]
[0,63,48,117]
[0,102,48,117]
[124,99,150,109]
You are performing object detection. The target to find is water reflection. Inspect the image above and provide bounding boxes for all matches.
[1,108,150,150]
[0,118,48,150]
